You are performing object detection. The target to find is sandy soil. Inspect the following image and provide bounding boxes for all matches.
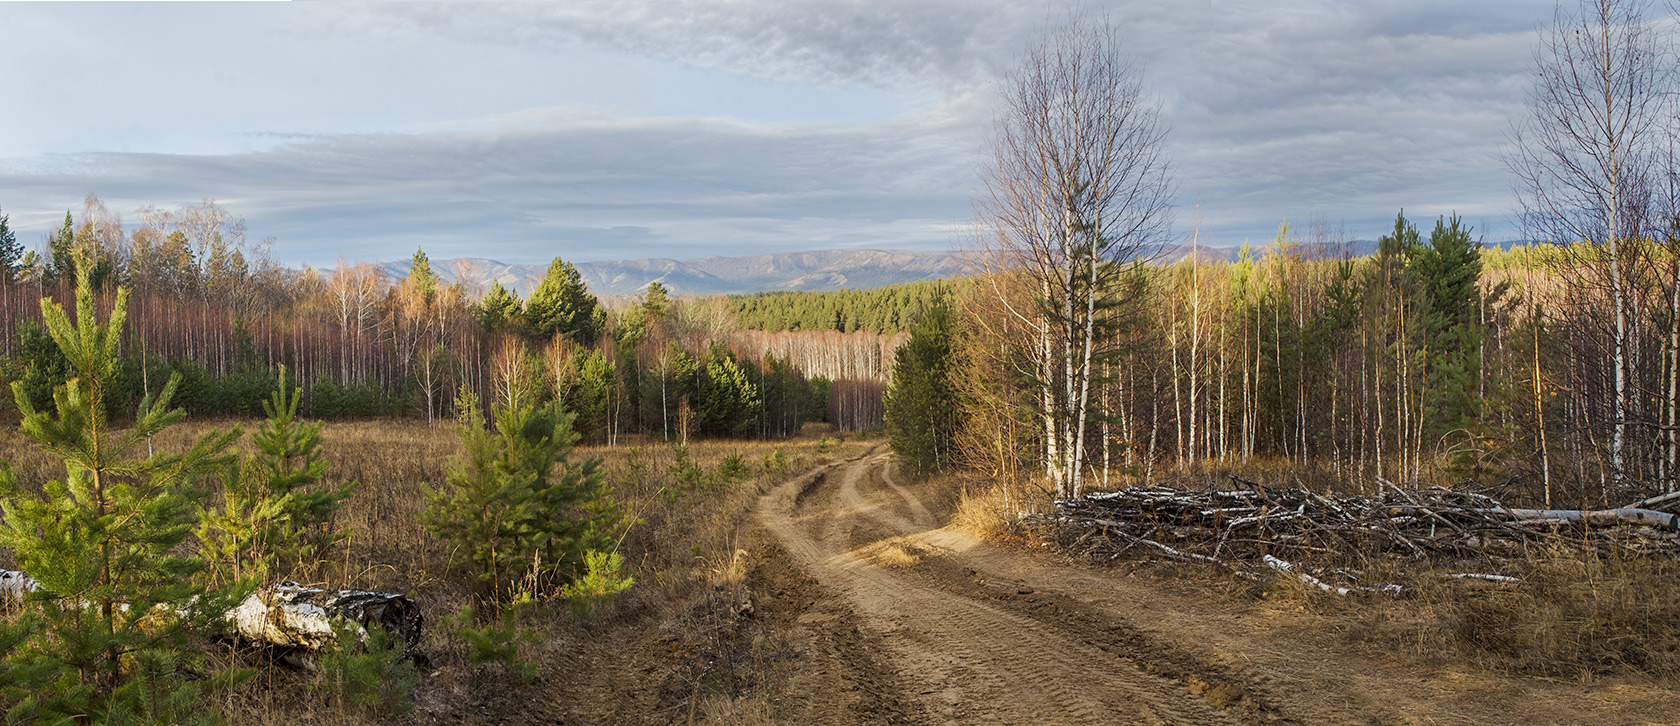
[751,447,1680,725]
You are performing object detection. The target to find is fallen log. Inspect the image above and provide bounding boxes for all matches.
[0,572,422,660]
[226,582,425,659]
[1262,555,1401,596]
[0,569,37,604]
[1498,507,1680,530]
[1628,490,1680,511]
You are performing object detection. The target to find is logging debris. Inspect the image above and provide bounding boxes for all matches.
[0,573,423,662]
[1023,476,1680,595]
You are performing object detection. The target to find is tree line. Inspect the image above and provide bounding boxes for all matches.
[0,197,911,438]
[728,280,951,334]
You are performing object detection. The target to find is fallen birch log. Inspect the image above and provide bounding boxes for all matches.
[0,570,36,603]
[1628,490,1680,511]
[225,582,424,658]
[1,572,422,659]
[1378,505,1680,530]
[1496,507,1680,530]
[1261,555,1402,596]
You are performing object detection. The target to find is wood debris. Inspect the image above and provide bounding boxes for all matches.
[0,572,423,661]
[1023,476,1680,594]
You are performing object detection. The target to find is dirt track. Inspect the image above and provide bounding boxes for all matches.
[753,448,1680,725]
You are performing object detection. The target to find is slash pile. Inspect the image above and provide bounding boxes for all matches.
[1023,476,1680,594]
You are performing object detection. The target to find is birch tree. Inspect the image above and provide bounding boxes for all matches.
[1507,0,1667,487]
[977,16,1172,500]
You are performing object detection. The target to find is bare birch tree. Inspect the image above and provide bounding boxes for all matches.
[1507,0,1668,488]
[977,16,1173,500]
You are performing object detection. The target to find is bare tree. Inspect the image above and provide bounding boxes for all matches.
[1507,0,1668,487]
[976,15,1173,499]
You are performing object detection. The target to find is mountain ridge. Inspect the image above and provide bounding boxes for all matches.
[375,249,972,297]
[361,240,1416,298]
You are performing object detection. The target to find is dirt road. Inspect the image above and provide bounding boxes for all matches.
[753,448,1680,725]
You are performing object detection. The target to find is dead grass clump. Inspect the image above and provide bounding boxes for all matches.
[1442,551,1680,679]
[953,485,1012,535]
[857,539,923,568]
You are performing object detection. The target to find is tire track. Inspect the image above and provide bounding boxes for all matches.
[758,451,1241,725]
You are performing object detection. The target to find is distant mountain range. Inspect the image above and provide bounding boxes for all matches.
[364,241,1403,298]
[376,249,972,297]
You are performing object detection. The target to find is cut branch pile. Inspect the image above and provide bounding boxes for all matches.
[1023,476,1680,594]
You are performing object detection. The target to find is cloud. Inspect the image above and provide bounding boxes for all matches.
[0,0,1588,265]
[0,113,979,267]
[293,0,1554,243]
[303,0,1030,91]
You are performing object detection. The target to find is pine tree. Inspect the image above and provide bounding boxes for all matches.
[472,281,524,333]
[884,298,959,475]
[422,387,616,603]
[197,367,357,586]
[642,281,672,322]
[525,258,600,345]
[1415,215,1485,440]
[0,257,240,723]
[0,205,20,279]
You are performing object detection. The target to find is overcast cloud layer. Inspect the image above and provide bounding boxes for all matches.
[0,0,1558,267]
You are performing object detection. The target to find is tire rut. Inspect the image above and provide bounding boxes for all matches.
[758,450,1243,725]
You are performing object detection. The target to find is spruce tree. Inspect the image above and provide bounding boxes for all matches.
[884,298,959,475]
[0,257,240,724]
[1415,215,1486,439]
[45,212,75,283]
[694,347,761,437]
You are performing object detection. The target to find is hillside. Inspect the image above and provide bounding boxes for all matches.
[375,249,971,297]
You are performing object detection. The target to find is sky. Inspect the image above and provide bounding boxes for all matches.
[0,0,1563,268]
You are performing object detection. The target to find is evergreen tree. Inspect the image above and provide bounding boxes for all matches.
[45,212,74,283]
[559,349,613,442]
[422,387,615,602]
[1415,214,1485,437]
[407,248,439,305]
[694,346,760,437]
[198,367,357,586]
[884,298,959,474]
[0,205,20,280]
[472,281,524,333]
[642,281,672,322]
[0,258,240,723]
[525,258,600,345]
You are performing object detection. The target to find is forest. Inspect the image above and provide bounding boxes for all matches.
[727,280,950,334]
[888,215,1666,510]
[0,198,943,439]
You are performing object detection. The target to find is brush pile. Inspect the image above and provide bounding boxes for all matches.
[1024,476,1680,594]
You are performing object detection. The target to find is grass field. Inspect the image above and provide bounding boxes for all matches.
[0,417,873,724]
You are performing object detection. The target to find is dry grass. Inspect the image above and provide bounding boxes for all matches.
[952,481,1017,536]
[0,416,873,724]
[953,454,1680,684]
